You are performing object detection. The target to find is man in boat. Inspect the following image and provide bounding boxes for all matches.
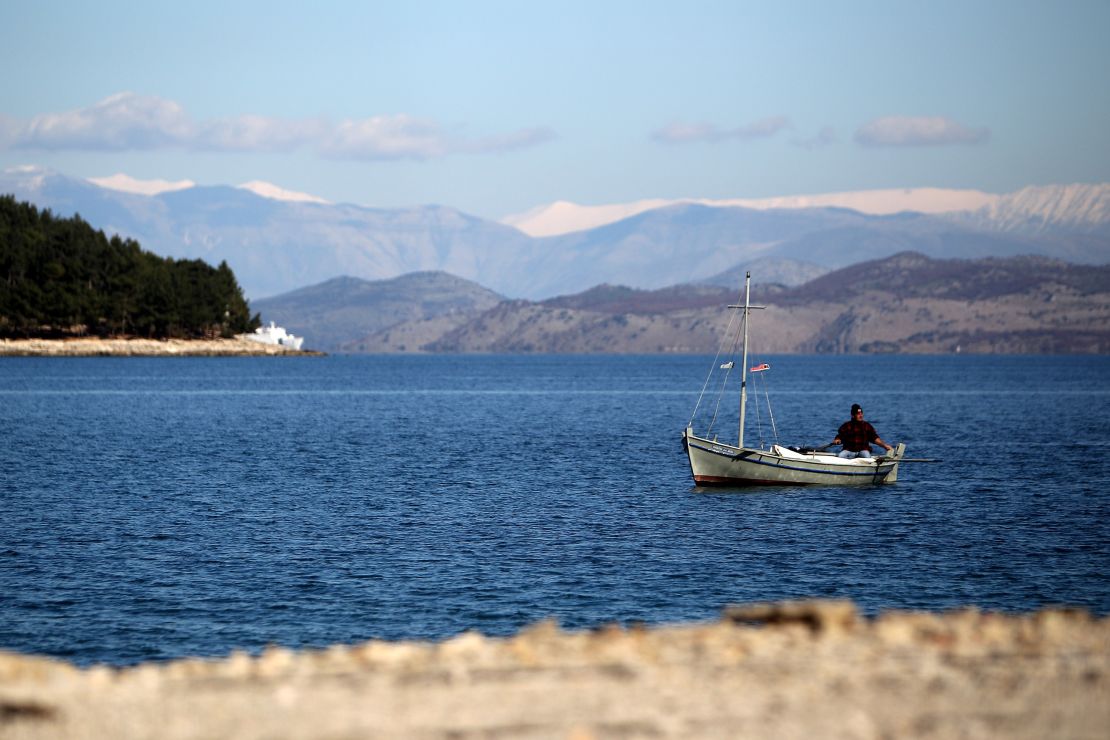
[832,404,894,459]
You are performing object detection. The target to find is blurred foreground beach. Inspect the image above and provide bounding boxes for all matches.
[1,600,1106,739]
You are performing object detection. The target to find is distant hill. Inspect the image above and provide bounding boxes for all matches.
[347,253,1110,354]
[698,257,830,289]
[779,251,1110,303]
[541,283,735,314]
[3,167,1107,301]
[251,272,503,352]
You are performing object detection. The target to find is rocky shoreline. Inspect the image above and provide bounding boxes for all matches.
[0,600,1106,739]
[0,337,323,357]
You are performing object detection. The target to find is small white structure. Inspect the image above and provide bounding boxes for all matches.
[243,321,304,351]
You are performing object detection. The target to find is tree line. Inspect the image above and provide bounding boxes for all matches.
[0,195,260,339]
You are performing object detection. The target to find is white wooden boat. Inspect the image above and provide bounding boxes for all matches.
[682,272,905,487]
[683,436,906,486]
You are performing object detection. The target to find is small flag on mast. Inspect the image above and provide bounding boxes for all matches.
[750,363,770,372]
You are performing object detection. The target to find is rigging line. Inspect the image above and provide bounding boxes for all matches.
[746,317,766,448]
[688,302,742,428]
[707,314,744,437]
[745,313,779,448]
[755,370,778,446]
[749,360,764,447]
[765,374,779,443]
[693,296,745,430]
[707,365,729,436]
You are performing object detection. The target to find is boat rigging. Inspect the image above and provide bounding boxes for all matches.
[682,272,908,487]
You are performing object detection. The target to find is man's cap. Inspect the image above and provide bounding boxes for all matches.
[851,404,862,413]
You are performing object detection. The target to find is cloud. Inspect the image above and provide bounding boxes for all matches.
[854,116,989,147]
[196,115,327,152]
[791,126,836,150]
[464,127,556,155]
[17,92,192,150]
[319,115,452,160]
[652,116,790,144]
[319,116,557,160]
[4,93,553,160]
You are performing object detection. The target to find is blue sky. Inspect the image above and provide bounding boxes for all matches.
[2,0,1107,218]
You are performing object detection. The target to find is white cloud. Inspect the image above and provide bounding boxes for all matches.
[3,94,554,161]
[652,122,719,143]
[17,92,193,150]
[196,115,327,152]
[319,116,555,160]
[13,93,325,152]
[652,116,790,144]
[854,116,989,147]
[319,115,451,160]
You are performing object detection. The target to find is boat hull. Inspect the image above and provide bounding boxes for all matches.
[684,429,903,487]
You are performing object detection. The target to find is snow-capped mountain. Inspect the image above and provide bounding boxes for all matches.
[502,184,1110,238]
[502,188,1001,237]
[960,184,1110,234]
[89,171,332,205]
[1,165,1107,300]
[89,172,196,196]
[236,180,331,204]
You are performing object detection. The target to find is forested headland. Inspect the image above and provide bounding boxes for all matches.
[0,195,259,339]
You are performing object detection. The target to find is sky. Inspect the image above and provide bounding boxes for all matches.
[1,0,1108,219]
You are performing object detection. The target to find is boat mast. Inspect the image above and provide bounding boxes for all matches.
[738,271,751,448]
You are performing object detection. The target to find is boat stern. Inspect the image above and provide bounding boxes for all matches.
[882,442,907,483]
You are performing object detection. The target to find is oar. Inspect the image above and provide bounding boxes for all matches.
[880,447,941,463]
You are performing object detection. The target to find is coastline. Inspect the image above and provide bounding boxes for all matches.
[0,600,1105,739]
[0,337,324,357]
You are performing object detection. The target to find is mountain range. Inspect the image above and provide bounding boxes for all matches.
[251,272,503,352]
[252,253,1110,355]
[501,185,1110,237]
[2,166,1107,302]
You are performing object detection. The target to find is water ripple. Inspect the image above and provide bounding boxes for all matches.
[1,354,1108,666]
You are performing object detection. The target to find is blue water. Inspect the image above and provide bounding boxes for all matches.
[1,354,1108,666]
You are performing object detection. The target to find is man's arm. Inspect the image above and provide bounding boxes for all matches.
[868,422,893,452]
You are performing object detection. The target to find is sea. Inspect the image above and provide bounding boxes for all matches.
[1,354,1108,666]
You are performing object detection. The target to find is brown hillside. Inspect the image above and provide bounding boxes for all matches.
[345,253,1110,354]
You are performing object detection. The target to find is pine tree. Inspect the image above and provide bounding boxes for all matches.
[0,195,261,339]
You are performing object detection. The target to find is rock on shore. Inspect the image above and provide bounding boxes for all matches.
[0,337,322,356]
[0,601,1106,739]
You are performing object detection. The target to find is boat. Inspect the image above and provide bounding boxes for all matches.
[242,321,304,350]
[682,272,906,487]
